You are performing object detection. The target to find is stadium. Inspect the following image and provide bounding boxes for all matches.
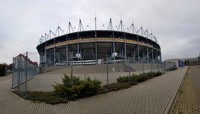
[36,18,161,67]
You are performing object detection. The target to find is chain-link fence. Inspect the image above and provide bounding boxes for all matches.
[12,52,38,97]
[24,56,177,92]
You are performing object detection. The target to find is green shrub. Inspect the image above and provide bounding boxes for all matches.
[142,72,155,79]
[117,76,129,82]
[53,83,69,98]
[135,75,148,82]
[103,82,132,92]
[117,74,139,83]
[53,74,101,100]
[155,72,162,76]
[79,77,101,97]
[24,72,163,104]
[25,91,68,104]
[117,74,146,83]
[117,72,163,83]
[0,64,6,76]
[62,75,81,87]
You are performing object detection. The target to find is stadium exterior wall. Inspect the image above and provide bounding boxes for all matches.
[36,30,161,67]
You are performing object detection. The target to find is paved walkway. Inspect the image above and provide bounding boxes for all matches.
[27,70,160,92]
[27,72,135,91]
[0,67,187,114]
[189,66,200,93]
[171,66,200,114]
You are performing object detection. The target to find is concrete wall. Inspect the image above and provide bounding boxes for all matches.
[40,63,164,74]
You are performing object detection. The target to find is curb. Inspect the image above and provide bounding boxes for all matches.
[164,66,188,114]
[9,89,25,101]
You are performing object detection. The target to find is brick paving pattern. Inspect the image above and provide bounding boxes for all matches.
[171,66,200,114]
[27,70,160,92]
[0,67,187,114]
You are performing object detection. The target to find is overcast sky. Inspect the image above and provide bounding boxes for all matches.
[0,0,200,64]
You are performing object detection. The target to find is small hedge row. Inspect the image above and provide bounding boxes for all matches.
[25,91,68,104]
[117,72,163,83]
[101,82,136,93]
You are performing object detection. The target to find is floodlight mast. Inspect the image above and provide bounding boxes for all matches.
[37,17,161,67]
[95,17,97,64]
[38,17,159,45]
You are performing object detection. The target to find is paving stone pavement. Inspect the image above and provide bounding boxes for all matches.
[171,66,200,114]
[27,70,159,92]
[0,67,187,114]
[27,72,134,92]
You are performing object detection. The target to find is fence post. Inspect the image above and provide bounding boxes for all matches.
[106,55,109,91]
[128,58,131,83]
[24,52,28,98]
[142,61,144,73]
[18,58,20,93]
[12,57,14,88]
[70,60,73,85]
[5,65,7,76]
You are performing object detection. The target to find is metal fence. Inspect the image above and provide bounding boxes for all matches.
[12,52,38,97]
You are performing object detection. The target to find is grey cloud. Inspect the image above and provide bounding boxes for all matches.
[0,0,200,63]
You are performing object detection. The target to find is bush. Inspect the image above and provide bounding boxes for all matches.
[117,72,163,83]
[0,64,6,76]
[53,74,101,100]
[24,72,163,104]
[117,76,129,82]
[25,91,68,104]
[79,77,101,97]
[135,75,148,82]
[103,82,132,92]
[155,72,162,76]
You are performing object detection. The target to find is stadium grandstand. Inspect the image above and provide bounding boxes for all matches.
[36,18,161,67]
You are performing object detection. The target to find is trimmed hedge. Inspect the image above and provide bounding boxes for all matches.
[25,91,68,104]
[117,72,163,83]
[102,82,132,92]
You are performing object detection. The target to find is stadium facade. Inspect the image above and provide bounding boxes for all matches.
[36,18,161,67]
